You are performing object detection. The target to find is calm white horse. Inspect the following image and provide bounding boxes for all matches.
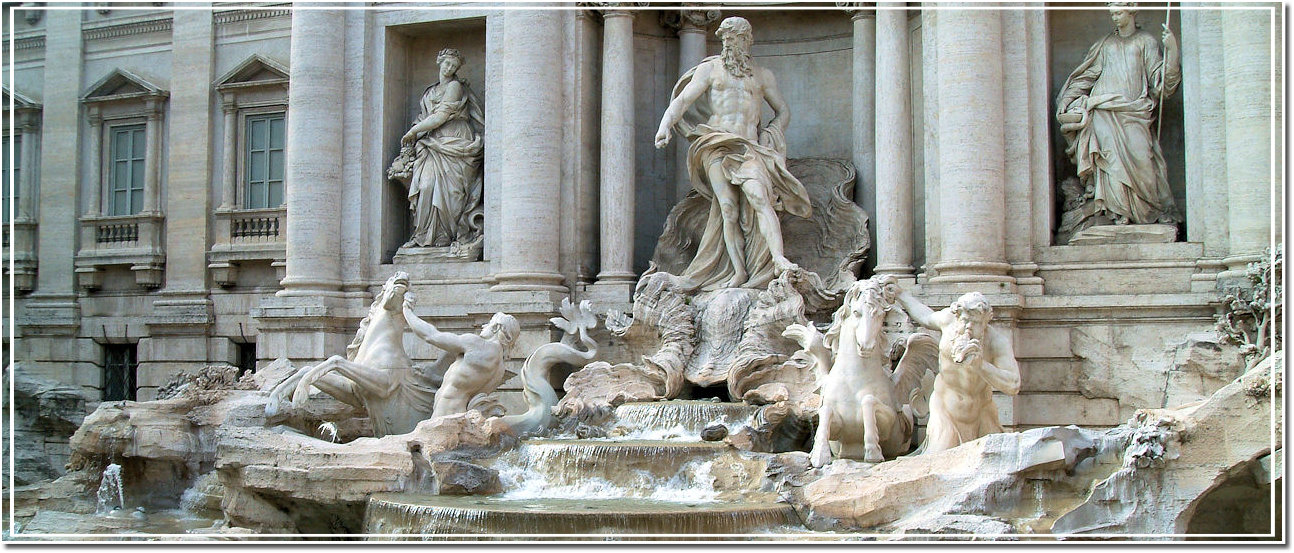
[784,275,938,466]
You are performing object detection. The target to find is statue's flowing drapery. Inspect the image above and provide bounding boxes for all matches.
[665,56,812,292]
[407,80,486,247]
[1057,30,1181,225]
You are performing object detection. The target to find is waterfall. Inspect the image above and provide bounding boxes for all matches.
[96,463,125,513]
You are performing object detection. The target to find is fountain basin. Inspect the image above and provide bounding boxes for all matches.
[605,401,759,440]
[489,439,770,502]
[364,494,801,536]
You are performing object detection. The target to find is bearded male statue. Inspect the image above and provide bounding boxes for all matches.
[654,16,812,292]
[896,290,1022,454]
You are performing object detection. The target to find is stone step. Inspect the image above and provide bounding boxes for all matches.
[604,400,759,440]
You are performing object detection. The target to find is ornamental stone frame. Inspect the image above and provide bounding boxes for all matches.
[209,54,291,287]
[76,68,169,291]
[2,86,42,293]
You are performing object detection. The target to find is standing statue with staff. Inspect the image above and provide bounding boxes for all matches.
[1057,1,1182,229]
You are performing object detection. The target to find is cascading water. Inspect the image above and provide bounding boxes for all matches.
[363,401,804,537]
[96,463,125,514]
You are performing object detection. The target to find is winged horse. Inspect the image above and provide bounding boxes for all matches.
[783,274,938,466]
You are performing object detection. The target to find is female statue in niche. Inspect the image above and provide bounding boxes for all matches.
[1056,2,1181,236]
[389,48,485,252]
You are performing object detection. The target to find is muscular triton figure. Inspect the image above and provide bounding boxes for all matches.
[654,16,811,292]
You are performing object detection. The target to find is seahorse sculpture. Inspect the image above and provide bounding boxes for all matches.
[495,298,599,436]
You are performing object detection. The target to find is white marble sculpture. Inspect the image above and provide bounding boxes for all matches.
[390,47,485,252]
[266,272,439,437]
[403,304,519,421]
[783,275,938,466]
[496,298,599,436]
[1056,2,1181,228]
[653,16,812,292]
[265,272,519,436]
[896,290,1022,455]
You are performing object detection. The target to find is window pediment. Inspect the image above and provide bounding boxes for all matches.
[215,54,290,93]
[82,68,168,106]
[2,86,41,112]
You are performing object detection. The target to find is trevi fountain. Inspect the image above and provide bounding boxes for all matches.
[1,1,1283,542]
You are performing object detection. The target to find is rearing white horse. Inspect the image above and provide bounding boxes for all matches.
[784,275,938,466]
[266,271,440,437]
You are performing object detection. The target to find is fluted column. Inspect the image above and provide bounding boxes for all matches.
[280,7,345,294]
[142,99,162,214]
[874,2,914,277]
[219,95,237,210]
[930,7,1010,284]
[596,8,638,284]
[1221,8,1274,272]
[492,9,567,292]
[664,6,720,203]
[86,109,103,217]
[846,4,875,208]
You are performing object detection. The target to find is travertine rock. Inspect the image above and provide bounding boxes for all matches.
[431,460,502,495]
[1051,355,1281,535]
[8,366,90,484]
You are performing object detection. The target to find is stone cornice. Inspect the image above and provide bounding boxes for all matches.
[214,7,291,26]
[83,14,172,41]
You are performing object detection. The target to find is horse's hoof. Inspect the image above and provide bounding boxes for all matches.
[864,445,884,464]
[810,449,831,468]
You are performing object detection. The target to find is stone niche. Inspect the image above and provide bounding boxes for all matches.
[629,9,856,273]
[1047,6,1187,243]
[378,17,488,265]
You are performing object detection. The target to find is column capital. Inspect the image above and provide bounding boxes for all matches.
[581,2,644,19]
[87,111,103,127]
[838,2,876,19]
[145,97,165,119]
[660,5,722,33]
[220,93,238,113]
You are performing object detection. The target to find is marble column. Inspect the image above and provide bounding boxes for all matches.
[597,7,638,285]
[86,109,103,217]
[142,99,162,214]
[666,7,720,204]
[18,116,38,218]
[492,10,567,292]
[930,6,1010,284]
[873,3,913,278]
[34,9,82,296]
[1221,8,1274,271]
[280,8,345,294]
[847,4,875,209]
[219,95,237,210]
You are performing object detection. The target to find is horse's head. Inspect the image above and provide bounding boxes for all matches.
[377,271,412,313]
[841,275,898,353]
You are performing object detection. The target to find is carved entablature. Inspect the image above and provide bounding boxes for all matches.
[2,86,42,293]
[76,69,170,291]
[208,55,291,287]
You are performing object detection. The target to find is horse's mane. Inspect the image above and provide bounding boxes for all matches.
[347,274,413,361]
[823,276,897,351]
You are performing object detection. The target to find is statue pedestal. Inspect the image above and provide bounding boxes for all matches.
[393,239,484,264]
[1068,224,1178,246]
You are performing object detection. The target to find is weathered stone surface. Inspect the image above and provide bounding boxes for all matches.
[1051,354,1281,535]
[8,366,90,484]
[701,423,728,442]
[1072,327,1248,420]
[432,460,502,495]
[794,426,1105,533]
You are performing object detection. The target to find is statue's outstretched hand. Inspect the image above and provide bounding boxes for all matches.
[401,129,418,145]
[654,127,671,149]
